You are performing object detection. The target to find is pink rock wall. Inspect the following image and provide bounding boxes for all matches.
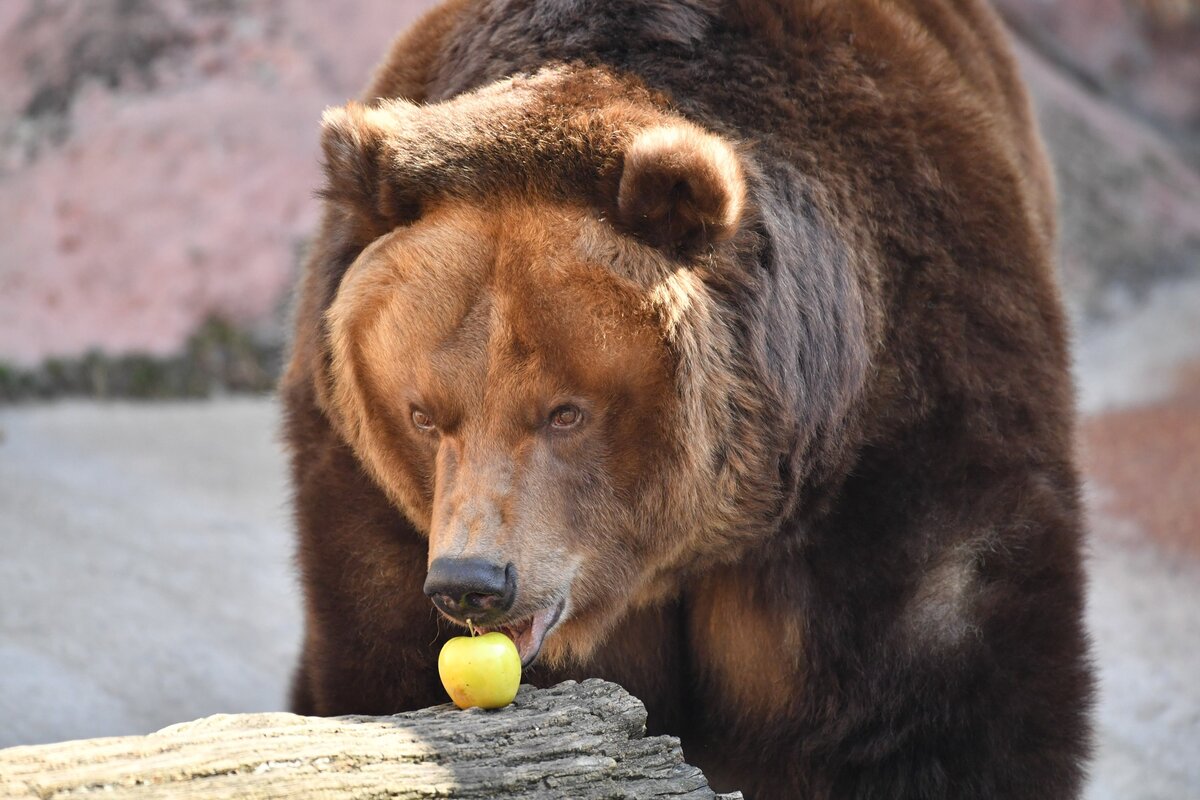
[0,0,435,366]
[1013,38,1200,314]
[995,0,1200,137]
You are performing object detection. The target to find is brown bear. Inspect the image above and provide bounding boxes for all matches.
[282,1,1093,797]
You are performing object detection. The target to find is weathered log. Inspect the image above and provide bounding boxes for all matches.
[0,679,742,799]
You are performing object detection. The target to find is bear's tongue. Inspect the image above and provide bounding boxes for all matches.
[497,602,563,666]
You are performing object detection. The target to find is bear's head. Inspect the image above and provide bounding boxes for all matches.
[316,68,790,667]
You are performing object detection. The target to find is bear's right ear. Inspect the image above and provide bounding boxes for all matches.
[320,102,421,237]
[616,123,746,256]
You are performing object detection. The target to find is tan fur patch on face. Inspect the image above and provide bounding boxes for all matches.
[325,199,704,635]
[323,193,772,662]
[324,204,494,530]
[574,217,754,580]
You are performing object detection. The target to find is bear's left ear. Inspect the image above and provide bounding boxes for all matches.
[616,124,746,255]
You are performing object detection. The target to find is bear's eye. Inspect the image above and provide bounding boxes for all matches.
[548,404,582,430]
[411,409,436,433]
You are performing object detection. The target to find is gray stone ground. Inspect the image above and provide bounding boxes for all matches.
[0,400,301,744]
[2,281,1199,797]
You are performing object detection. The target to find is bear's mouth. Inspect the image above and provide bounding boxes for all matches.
[479,599,565,666]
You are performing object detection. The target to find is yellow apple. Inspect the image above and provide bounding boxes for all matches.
[438,631,521,709]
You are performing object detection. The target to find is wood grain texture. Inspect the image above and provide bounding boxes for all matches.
[0,679,742,799]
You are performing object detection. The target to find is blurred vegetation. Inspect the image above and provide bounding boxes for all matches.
[0,318,282,403]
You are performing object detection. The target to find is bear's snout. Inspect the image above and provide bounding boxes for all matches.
[423,557,516,623]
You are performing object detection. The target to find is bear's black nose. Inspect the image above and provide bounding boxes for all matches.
[423,558,516,622]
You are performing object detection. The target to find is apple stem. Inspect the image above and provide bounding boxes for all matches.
[467,619,477,637]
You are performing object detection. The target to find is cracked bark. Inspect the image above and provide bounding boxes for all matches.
[0,679,742,799]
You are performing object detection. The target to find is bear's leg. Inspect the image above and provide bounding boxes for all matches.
[815,467,1091,800]
[286,394,448,716]
[685,465,1091,799]
[288,655,315,716]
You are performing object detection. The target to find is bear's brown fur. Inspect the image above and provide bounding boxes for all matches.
[283,2,1093,797]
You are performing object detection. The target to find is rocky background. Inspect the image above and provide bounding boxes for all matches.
[0,2,1197,798]
[0,0,425,395]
